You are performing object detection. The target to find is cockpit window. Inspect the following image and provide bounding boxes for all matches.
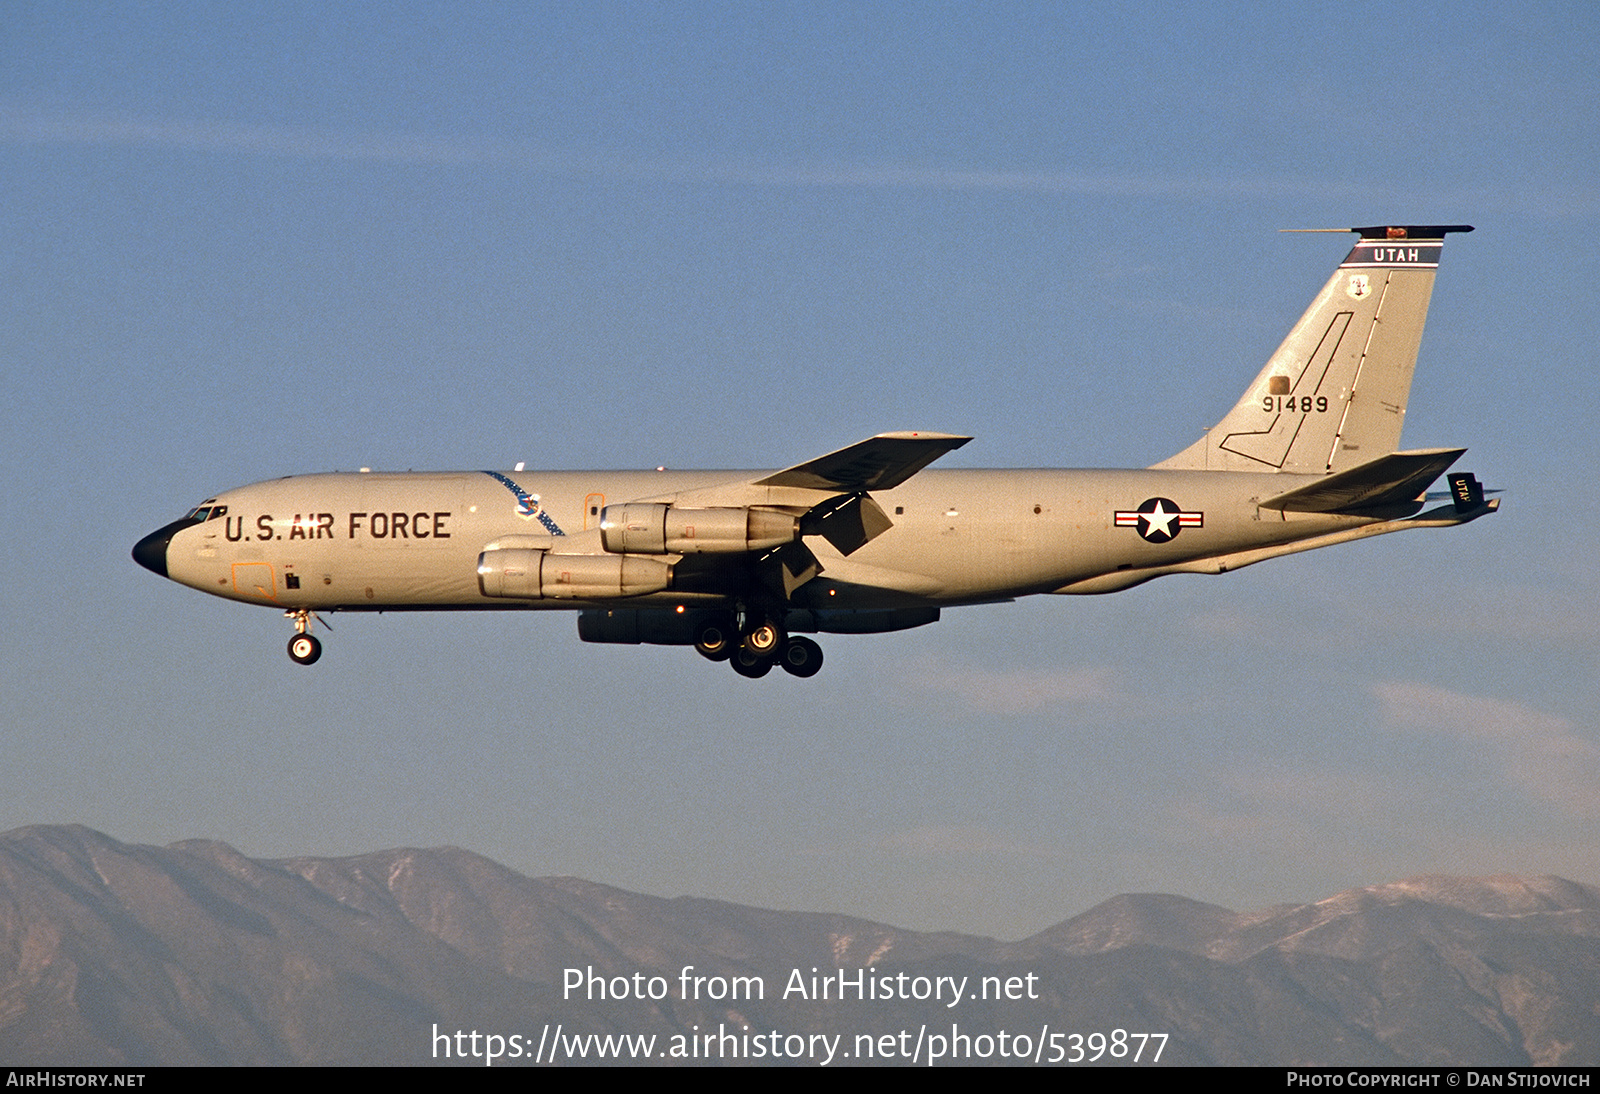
[184,499,223,522]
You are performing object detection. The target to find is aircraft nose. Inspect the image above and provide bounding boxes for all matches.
[132,518,197,578]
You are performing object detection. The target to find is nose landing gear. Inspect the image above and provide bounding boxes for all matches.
[288,633,322,665]
[285,609,326,665]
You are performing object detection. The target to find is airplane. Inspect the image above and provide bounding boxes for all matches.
[133,224,1497,679]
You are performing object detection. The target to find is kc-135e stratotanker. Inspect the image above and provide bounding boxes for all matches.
[134,225,1497,679]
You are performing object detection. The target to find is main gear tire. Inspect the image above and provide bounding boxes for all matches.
[778,636,823,678]
[730,649,773,678]
[743,621,784,657]
[693,617,736,662]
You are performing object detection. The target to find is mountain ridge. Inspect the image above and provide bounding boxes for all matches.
[2,825,1595,1065]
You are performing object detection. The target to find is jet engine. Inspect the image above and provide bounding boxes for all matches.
[599,504,799,555]
[477,549,671,600]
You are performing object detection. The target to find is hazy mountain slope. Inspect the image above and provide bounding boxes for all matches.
[2,826,1595,1065]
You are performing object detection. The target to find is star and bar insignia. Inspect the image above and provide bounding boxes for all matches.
[1114,497,1203,543]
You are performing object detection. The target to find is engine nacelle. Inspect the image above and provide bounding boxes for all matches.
[477,548,671,600]
[599,504,799,555]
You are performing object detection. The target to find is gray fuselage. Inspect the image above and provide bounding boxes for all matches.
[154,467,1377,614]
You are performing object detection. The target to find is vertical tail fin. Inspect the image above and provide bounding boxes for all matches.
[1154,225,1473,474]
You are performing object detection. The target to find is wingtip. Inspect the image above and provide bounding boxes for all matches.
[875,431,972,445]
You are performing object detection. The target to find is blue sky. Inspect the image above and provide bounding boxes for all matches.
[3,2,1597,939]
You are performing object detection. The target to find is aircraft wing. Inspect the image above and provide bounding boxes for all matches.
[648,432,970,568]
[755,432,971,492]
[1260,448,1466,513]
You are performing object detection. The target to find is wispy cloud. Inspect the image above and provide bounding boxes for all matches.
[1165,765,1403,856]
[1133,751,1600,906]
[901,662,1122,715]
[1428,585,1600,647]
[10,101,1592,215]
[1374,682,1600,821]
[671,161,1320,198]
[833,825,1055,861]
[2,103,526,166]
[0,101,1416,201]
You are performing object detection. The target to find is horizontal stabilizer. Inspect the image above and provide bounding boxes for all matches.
[757,432,970,492]
[1260,448,1465,513]
[1350,224,1475,240]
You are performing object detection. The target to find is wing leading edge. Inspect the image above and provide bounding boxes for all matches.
[754,432,971,556]
[755,431,971,491]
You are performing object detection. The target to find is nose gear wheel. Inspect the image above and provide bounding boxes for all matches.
[284,609,328,666]
[288,633,322,665]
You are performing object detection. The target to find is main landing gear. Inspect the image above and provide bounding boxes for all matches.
[285,609,324,666]
[696,612,824,679]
